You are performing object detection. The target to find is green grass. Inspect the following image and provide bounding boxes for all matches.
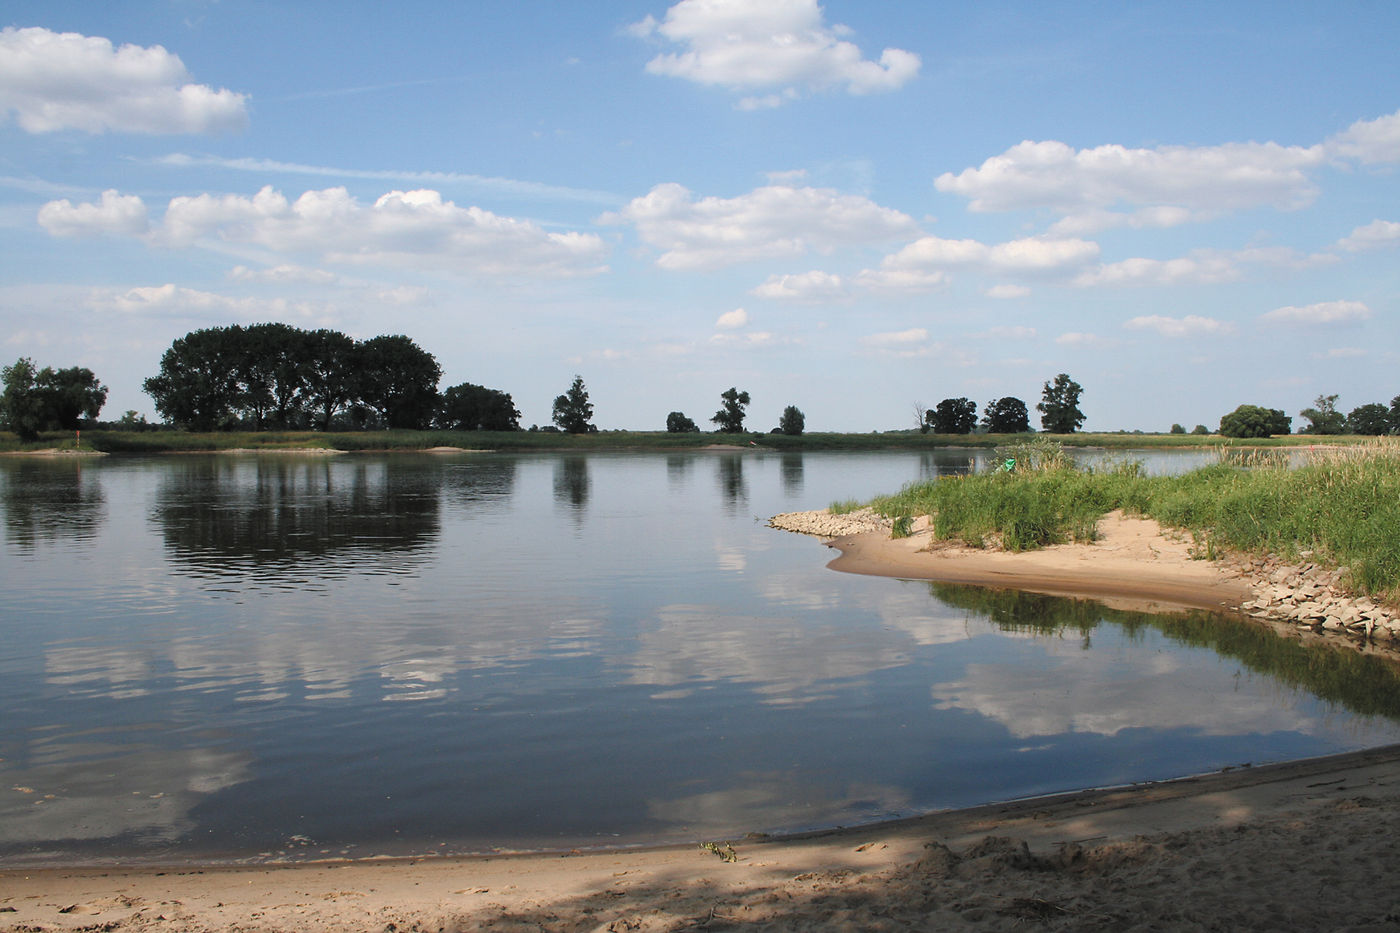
[866,439,1400,602]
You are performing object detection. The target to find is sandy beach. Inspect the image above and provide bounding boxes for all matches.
[5,513,1399,931]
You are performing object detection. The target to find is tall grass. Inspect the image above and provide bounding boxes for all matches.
[866,438,1400,601]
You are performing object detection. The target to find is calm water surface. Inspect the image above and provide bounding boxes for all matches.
[3,449,1400,865]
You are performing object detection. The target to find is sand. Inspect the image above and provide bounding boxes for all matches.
[5,514,1399,931]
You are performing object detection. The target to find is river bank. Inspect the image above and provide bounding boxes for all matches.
[3,744,1398,932]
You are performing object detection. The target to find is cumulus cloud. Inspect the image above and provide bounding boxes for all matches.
[750,270,848,301]
[855,234,1098,292]
[1054,332,1110,348]
[709,330,782,348]
[985,284,1030,299]
[93,284,324,320]
[1124,314,1235,338]
[1324,108,1400,165]
[227,264,339,285]
[858,328,935,357]
[36,189,149,237]
[715,307,749,329]
[1258,300,1371,326]
[40,186,609,278]
[631,0,919,107]
[601,182,918,270]
[1335,219,1400,252]
[0,26,248,134]
[936,138,1323,217]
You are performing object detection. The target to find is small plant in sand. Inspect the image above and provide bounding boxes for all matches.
[700,841,738,862]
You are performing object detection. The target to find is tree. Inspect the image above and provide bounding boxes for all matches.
[2,358,109,440]
[778,405,805,436]
[1299,394,1345,435]
[711,387,750,433]
[355,335,442,429]
[1392,395,1400,434]
[1191,424,1210,435]
[552,375,594,433]
[666,411,699,433]
[1347,403,1392,435]
[144,328,244,430]
[1219,404,1291,438]
[928,397,977,434]
[912,400,930,434]
[1170,423,1185,434]
[982,396,1030,434]
[1037,373,1085,433]
[301,328,358,430]
[438,382,520,431]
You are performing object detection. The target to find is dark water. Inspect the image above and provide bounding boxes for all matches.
[2,449,1399,866]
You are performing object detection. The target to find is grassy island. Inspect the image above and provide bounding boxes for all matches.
[858,438,1400,603]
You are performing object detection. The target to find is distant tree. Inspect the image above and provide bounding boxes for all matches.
[711,387,750,433]
[1299,393,1346,435]
[1191,424,1210,435]
[2,358,109,440]
[778,405,805,436]
[301,328,358,430]
[552,375,595,433]
[666,411,699,433]
[929,397,977,434]
[912,400,930,434]
[438,382,520,431]
[982,396,1030,434]
[1347,403,1392,436]
[144,328,244,430]
[1037,373,1085,433]
[1219,404,1291,438]
[355,335,442,429]
[1392,395,1400,434]
[1170,423,1185,434]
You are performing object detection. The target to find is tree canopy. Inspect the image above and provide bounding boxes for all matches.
[666,411,699,433]
[439,382,521,431]
[1037,373,1085,433]
[552,375,595,433]
[928,397,977,434]
[711,387,750,433]
[1219,404,1291,438]
[2,357,108,440]
[982,396,1030,434]
[778,405,805,436]
[1299,394,1346,435]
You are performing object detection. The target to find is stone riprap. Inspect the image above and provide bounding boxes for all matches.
[769,508,890,538]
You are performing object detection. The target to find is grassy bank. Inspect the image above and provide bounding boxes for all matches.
[866,438,1400,603]
[2,428,1386,455]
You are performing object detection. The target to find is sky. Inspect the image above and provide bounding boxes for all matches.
[2,1,1398,433]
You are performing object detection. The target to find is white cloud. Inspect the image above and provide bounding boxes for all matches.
[0,26,248,134]
[1258,300,1371,327]
[750,270,848,301]
[36,189,149,237]
[936,138,1323,218]
[92,284,325,321]
[228,264,339,285]
[1124,314,1235,338]
[709,330,782,348]
[861,327,928,347]
[1048,205,1196,236]
[972,325,1037,339]
[985,284,1030,299]
[1324,108,1400,165]
[1314,347,1367,359]
[601,182,918,270]
[40,186,609,278]
[715,307,749,329]
[1055,331,1108,347]
[1335,219,1400,252]
[856,234,1098,292]
[632,0,919,106]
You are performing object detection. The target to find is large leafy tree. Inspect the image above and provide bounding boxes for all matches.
[438,382,520,431]
[301,328,358,430]
[778,405,805,436]
[666,411,699,433]
[1299,393,1346,435]
[1037,373,1085,433]
[1347,403,1392,435]
[982,396,1030,433]
[2,358,110,440]
[144,328,244,431]
[355,335,442,429]
[711,387,750,433]
[552,375,594,433]
[928,397,977,434]
[1219,404,1291,438]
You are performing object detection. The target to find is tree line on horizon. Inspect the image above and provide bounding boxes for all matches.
[4,326,1400,439]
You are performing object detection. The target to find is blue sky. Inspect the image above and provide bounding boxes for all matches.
[2,1,1397,432]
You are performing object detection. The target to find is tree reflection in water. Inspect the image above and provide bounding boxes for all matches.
[0,458,105,549]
